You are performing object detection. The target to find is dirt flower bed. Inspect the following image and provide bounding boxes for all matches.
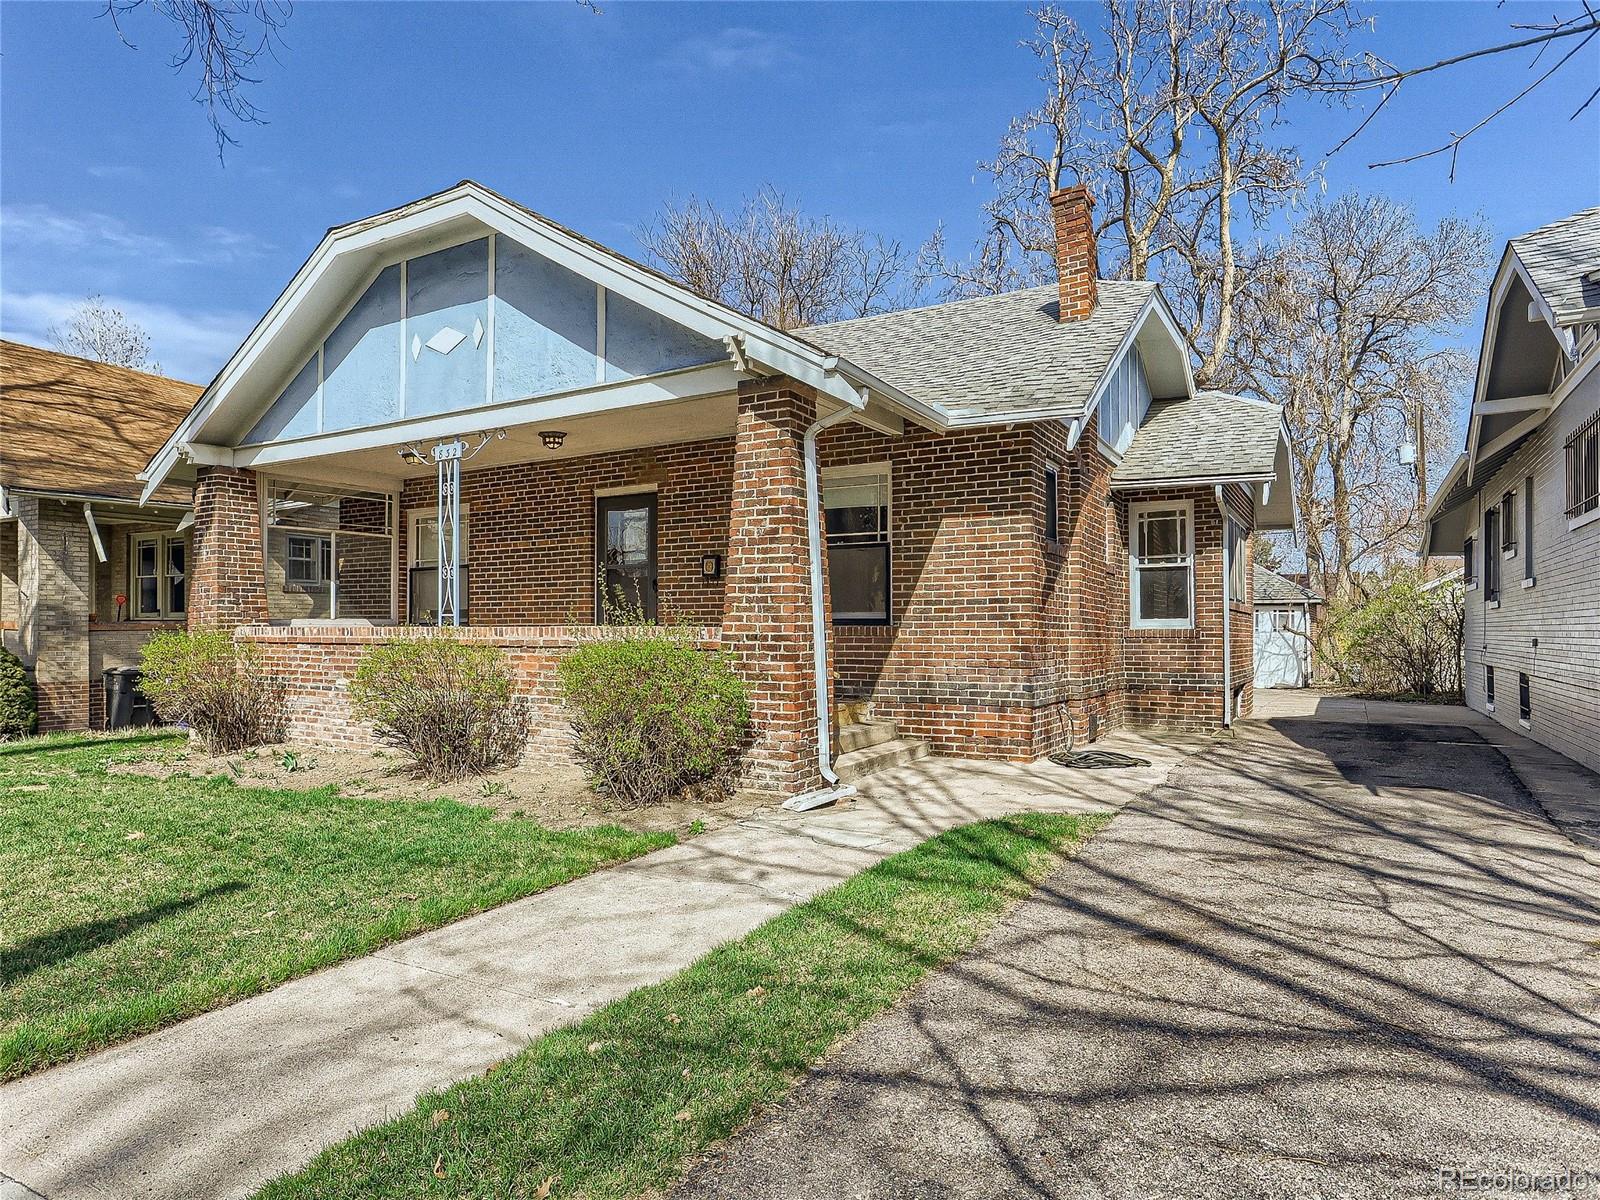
[110,742,773,835]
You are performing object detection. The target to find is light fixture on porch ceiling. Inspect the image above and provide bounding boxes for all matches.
[539,430,567,451]
[397,446,428,466]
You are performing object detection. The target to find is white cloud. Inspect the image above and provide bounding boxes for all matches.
[1,203,271,268]
[1,290,254,384]
[661,27,800,75]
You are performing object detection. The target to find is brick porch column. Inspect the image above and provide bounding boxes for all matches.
[723,378,824,795]
[189,466,269,631]
[13,495,93,731]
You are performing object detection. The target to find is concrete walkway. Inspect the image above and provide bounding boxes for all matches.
[675,714,1600,1199]
[0,729,1204,1200]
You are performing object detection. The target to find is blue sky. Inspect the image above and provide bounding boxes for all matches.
[2,1,1596,384]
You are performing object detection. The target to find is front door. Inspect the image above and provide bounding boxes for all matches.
[596,493,658,622]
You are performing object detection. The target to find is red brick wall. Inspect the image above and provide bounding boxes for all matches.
[239,624,720,763]
[397,438,733,626]
[819,421,1041,759]
[190,466,268,631]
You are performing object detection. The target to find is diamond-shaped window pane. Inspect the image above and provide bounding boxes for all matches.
[425,326,466,355]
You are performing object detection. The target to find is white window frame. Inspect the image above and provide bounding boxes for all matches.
[284,533,330,588]
[1129,499,1194,630]
[1567,417,1600,528]
[821,462,892,625]
[130,532,187,620]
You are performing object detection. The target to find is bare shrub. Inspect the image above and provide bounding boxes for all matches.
[347,637,529,781]
[1315,570,1464,700]
[139,630,285,753]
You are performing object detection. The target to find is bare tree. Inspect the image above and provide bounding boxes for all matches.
[1319,5,1600,178]
[1225,195,1490,599]
[640,188,909,330]
[922,1,1357,386]
[102,0,291,156]
[48,295,162,373]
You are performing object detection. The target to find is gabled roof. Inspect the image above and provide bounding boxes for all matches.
[1253,564,1323,605]
[802,281,1190,426]
[1111,390,1284,485]
[1,340,198,506]
[1509,206,1600,327]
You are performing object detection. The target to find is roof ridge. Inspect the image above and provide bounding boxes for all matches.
[1510,205,1600,247]
[802,278,1155,334]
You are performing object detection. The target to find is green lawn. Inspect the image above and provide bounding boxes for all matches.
[0,732,674,1079]
[256,811,1106,1200]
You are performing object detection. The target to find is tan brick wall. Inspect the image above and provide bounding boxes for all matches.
[13,497,92,731]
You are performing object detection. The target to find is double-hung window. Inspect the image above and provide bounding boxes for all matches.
[1130,501,1193,628]
[285,534,331,587]
[131,533,187,620]
[823,466,891,624]
[1567,413,1600,521]
[1500,492,1516,555]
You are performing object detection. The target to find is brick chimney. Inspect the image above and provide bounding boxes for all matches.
[1049,185,1098,321]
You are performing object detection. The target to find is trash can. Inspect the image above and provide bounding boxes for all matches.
[104,667,155,730]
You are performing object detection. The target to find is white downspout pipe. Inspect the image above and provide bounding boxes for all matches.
[1215,485,1233,728]
[783,405,861,813]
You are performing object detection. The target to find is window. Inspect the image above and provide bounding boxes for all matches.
[1483,507,1500,603]
[1130,501,1192,628]
[1485,665,1495,709]
[1523,476,1535,582]
[1519,672,1532,724]
[1463,535,1476,588]
[408,508,471,624]
[131,533,187,620]
[1043,463,1060,544]
[265,481,395,622]
[285,535,330,587]
[1225,518,1248,602]
[1567,414,1600,519]
[1500,492,1516,555]
[824,467,891,624]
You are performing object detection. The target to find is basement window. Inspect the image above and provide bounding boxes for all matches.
[1519,672,1532,726]
[1130,500,1193,629]
[823,466,891,625]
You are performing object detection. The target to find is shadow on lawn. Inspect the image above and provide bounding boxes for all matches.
[1,882,246,987]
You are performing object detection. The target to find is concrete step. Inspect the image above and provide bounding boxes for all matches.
[839,719,900,754]
[835,736,930,783]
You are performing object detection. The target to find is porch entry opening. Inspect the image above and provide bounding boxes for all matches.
[265,482,395,622]
[596,493,657,622]
[823,466,891,624]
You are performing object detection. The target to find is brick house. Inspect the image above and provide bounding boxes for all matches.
[0,341,200,730]
[140,181,1293,802]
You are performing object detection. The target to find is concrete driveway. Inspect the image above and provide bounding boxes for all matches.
[675,715,1600,1199]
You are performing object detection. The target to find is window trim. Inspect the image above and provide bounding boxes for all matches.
[284,533,331,588]
[1043,461,1060,545]
[822,462,893,626]
[1129,499,1195,630]
[129,532,188,621]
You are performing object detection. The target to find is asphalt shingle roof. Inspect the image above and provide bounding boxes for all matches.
[801,281,1158,425]
[1254,564,1323,605]
[1111,390,1284,487]
[1,340,199,506]
[1510,206,1600,326]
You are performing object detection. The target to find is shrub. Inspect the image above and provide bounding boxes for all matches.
[347,637,529,781]
[1314,569,1464,700]
[557,627,750,806]
[0,646,38,741]
[139,630,286,753]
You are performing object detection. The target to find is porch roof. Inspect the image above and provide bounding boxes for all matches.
[1,340,199,508]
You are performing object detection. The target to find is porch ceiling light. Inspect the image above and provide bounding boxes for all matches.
[539,430,567,450]
[398,447,428,466]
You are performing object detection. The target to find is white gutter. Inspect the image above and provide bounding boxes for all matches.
[783,405,861,813]
[1215,485,1233,729]
[82,504,107,564]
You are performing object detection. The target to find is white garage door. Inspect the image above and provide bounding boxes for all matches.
[1254,607,1309,689]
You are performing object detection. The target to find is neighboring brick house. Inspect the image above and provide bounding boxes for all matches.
[1424,206,1600,772]
[141,180,1293,802]
[0,342,199,730]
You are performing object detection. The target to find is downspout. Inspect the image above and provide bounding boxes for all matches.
[783,405,861,813]
[1215,485,1233,728]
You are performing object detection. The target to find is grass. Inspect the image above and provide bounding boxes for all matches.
[0,731,674,1079]
[256,810,1107,1200]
